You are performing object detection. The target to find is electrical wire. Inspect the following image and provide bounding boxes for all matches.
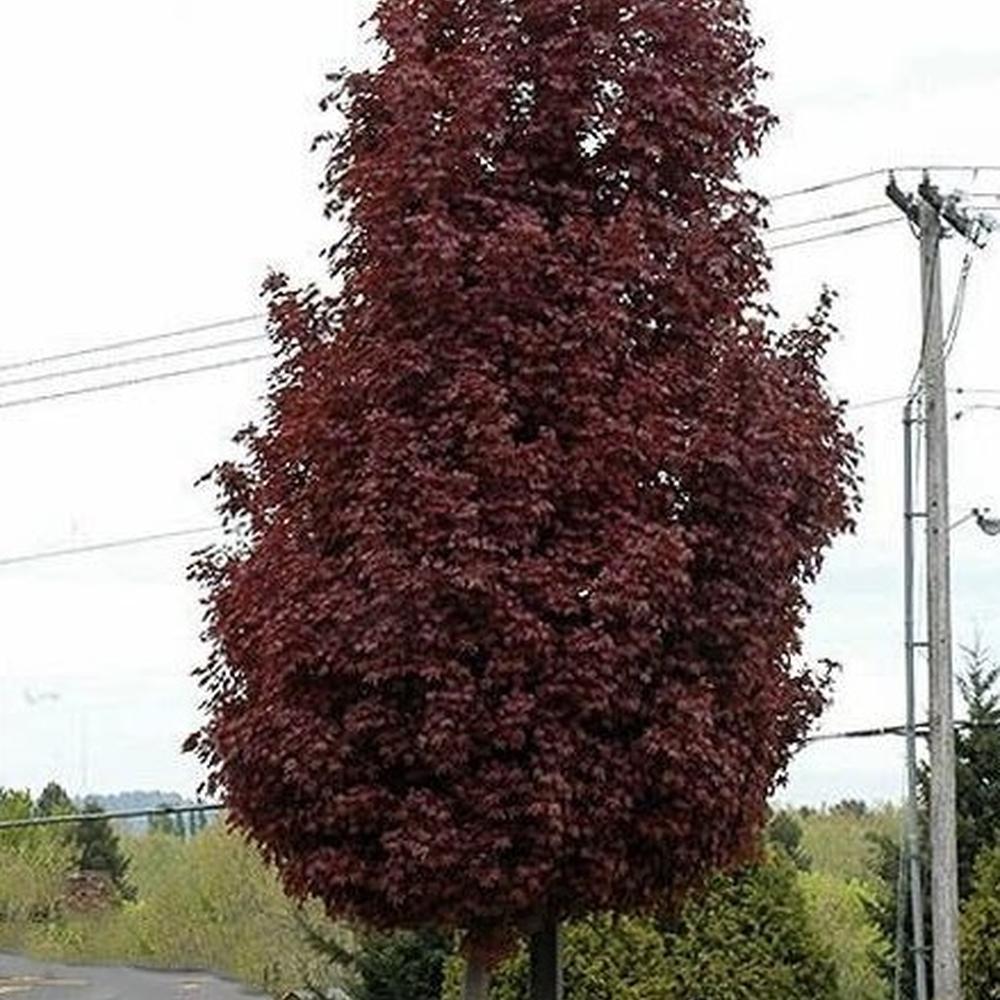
[943,254,974,360]
[803,720,998,743]
[0,333,269,392]
[0,314,266,375]
[0,803,224,832]
[767,203,891,234]
[0,353,272,411]
[768,164,1000,202]
[769,168,905,202]
[0,526,217,569]
[848,393,913,412]
[955,404,1000,420]
[766,216,905,252]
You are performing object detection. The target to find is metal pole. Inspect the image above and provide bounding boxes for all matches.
[529,921,563,1000]
[919,192,961,1000]
[904,399,930,1000]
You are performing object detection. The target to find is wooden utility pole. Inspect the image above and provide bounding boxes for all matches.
[918,186,962,1000]
[886,170,993,1000]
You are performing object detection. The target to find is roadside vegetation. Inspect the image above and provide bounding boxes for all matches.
[0,790,899,999]
[0,639,996,999]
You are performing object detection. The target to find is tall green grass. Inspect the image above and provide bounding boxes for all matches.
[1,823,353,996]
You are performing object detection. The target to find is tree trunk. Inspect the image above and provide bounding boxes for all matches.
[462,954,490,1000]
[529,920,563,1000]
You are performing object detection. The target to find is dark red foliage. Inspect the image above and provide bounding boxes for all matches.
[189,0,859,940]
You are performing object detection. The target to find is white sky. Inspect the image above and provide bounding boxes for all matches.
[0,1,997,806]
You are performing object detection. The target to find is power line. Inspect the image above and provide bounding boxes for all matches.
[944,254,974,360]
[848,392,912,412]
[0,371,985,567]
[769,165,1000,202]
[0,526,217,569]
[0,803,224,832]
[0,333,269,392]
[846,386,1000,416]
[770,168,905,202]
[804,719,998,744]
[0,352,272,411]
[0,377,983,570]
[0,314,266,375]
[955,405,1000,419]
[766,216,906,252]
[768,203,891,234]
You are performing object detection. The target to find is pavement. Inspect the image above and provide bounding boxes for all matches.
[0,955,266,1000]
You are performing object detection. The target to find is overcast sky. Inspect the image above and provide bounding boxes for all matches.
[0,1,997,806]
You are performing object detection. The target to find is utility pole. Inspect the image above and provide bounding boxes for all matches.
[903,398,929,1000]
[888,172,990,1000]
[919,184,961,1000]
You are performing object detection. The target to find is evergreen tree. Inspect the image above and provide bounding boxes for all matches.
[75,798,133,898]
[953,641,1000,900]
[442,854,840,1000]
[866,641,1000,997]
[35,782,74,817]
[355,929,452,1000]
[961,842,1000,1000]
[767,810,811,871]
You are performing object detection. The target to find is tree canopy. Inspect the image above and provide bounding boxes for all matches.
[190,0,859,942]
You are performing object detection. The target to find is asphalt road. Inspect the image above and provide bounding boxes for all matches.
[0,955,266,1000]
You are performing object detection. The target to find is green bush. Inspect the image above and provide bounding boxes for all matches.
[961,842,1000,1000]
[799,871,890,1000]
[441,915,672,1000]
[0,789,75,942]
[660,855,838,1000]
[0,835,75,936]
[442,855,837,1000]
[354,928,453,1000]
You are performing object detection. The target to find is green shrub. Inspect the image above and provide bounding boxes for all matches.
[441,915,672,1000]
[799,871,890,1000]
[442,855,837,1000]
[0,835,74,935]
[660,855,838,1000]
[0,789,75,940]
[354,928,452,1000]
[961,842,1000,1000]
